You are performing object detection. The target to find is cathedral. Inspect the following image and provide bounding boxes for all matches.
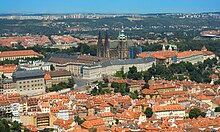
[97,29,129,59]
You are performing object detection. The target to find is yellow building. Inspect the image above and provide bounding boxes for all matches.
[0,50,43,61]
[20,113,57,128]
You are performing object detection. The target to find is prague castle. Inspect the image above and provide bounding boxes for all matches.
[97,28,130,59]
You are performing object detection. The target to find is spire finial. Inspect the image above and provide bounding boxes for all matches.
[121,24,124,33]
[162,44,166,51]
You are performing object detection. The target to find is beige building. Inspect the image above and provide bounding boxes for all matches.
[0,64,17,79]
[12,70,46,96]
[101,112,115,125]
[153,104,185,119]
[83,57,155,79]
[139,46,216,65]
[201,46,216,61]
[45,54,109,76]
[129,85,142,93]
[0,50,43,61]
[20,113,57,128]
[44,70,72,88]
[176,51,204,64]
[49,70,72,84]
[2,79,16,94]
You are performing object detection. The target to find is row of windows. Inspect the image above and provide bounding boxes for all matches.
[19,87,44,92]
[19,83,43,88]
[4,90,16,93]
[19,79,43,84]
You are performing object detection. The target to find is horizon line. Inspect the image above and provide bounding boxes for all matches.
[0,11,220,16]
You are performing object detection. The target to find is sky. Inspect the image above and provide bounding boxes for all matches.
[0,0,220,14]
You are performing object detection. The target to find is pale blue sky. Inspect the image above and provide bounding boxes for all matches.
[0,0,219,14]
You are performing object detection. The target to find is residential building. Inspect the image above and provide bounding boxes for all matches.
[19,60,50,71]
[48,70,72,85]
[82,57,155,79]
[20,113,56,128]
[176,51,203,64]
[44,53,109,76]
[153,104,185,119]
[138,45,214,65]
[12,70,46,96]
[0,50,43,61]
[2,79,16,94]
[0,64,17,78]
[201,46,216,61]
[101,112,115,125]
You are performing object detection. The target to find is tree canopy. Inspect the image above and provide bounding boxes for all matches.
[189,108,206,119]
[144,107,153,118]
[0,119,22,132]
[127,66,142,80]
[215,107,220,112]
[74,116,85,125]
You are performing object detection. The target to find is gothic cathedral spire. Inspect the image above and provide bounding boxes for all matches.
[97,31,103,57]
[118,25,128,59]
[104,30,110,58]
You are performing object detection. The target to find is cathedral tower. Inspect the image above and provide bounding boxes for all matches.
[97,31,103,57]
[104,30,110,58]
[118,27,128,59]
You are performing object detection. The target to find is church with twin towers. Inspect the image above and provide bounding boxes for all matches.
[96,28,130,59]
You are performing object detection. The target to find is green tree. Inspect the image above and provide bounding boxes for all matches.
[114,87,119,93]
[103,77,109,84]
[214,78,220,85]
[143,71,152,82]
[67,78,75,88]
[190,71,202,83]
[91,87,98,96]
[1,74,7,79]
[215,107,220,112]
[0,119,10,132]
[0,121,6,132]
[127,66,141,80]
[40,128,54,132]
[169,62,187,74]
[189,108,202,119]
[50,64,55,71]
[130,93,138,99]
[200,112,206,118]
[24,128,31,132]
[144,107,153,118]
[11,121,22,132]
[89,127,97,132]
[111,82,119,88]
[74,116,85,125]
[115,67,125,78]
[142,83,149,89]
[115,119,119,124]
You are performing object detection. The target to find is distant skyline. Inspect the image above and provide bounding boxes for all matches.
[0,0,220,14]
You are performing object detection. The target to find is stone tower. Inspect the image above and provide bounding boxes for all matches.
[97,31,103,57]
[118,27,128,59]
[104,30,110,58]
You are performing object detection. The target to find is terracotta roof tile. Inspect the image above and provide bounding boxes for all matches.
[0,50,43,58]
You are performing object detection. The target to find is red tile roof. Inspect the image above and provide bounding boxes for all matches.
[44,73,52,80]
[81,118,104,129]
[0,64,17,73]
[0,50,43,58]
[153,104,185,112]
[75,93,88,100]
[101,112,114,117]
[177,51,202,58]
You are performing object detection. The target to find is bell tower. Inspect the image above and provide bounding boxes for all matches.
[118,26,128,59]
[104,30,110,58]
[97,31,103,57]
